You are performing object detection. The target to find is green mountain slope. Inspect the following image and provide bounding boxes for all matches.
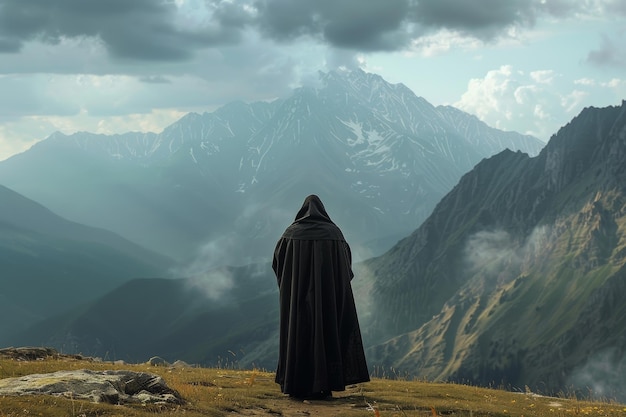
[361,101,626,399]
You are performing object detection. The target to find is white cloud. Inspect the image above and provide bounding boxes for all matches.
[454,65,605,140]
[409,29,483,57]
[604,78,626,88]
[575,78,596,86]
[171,235,240,301]
[454,65,518,124]
[530,69,556,84]
[561,90,589,113]
[0,122,42,161]
[463,225,552,289]
[568,347,626,402]
[0,109,189,161]
[514,84,541,105]
[93,110,188,135]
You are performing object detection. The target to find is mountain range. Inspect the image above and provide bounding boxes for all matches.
[7,71,624,399]
[8,100,625,399]
[0,69,544,264]
[1,68,543,364]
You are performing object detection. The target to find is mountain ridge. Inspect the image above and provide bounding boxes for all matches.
[0,184,175,343]
[5,93,626,399]
[0,69,544,262]
[361,101,626,398]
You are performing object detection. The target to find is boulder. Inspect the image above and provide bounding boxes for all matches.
[172,359,193,368]
[0,369,183,405]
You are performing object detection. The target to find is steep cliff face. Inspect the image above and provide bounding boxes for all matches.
[360,101,626,397]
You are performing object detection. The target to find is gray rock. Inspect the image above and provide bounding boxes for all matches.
[0,346,83,361]
[147,356,169,366]
[0,369,183,405]
[171,359,192,368]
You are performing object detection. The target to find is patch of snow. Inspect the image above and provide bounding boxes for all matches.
[224,121,235,137]
[338,119,366,146]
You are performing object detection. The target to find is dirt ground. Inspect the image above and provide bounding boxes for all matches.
[230,385,376,416]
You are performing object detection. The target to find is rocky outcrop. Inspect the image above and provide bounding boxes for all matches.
[0,369,183,405]
[0,346,83,361]
[0,347,183,404]
[361,101,626,397]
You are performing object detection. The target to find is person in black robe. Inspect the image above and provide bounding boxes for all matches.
[272,194,370,400]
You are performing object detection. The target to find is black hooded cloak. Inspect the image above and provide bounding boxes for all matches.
[272,195,370,398]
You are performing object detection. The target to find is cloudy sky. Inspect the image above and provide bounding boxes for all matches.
[0,0,625,161]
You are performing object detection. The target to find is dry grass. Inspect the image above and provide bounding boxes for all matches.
[1,355,625,416]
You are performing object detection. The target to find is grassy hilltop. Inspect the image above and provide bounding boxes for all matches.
[1,351,625,417]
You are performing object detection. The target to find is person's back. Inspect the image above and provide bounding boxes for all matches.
[272,195,369,400]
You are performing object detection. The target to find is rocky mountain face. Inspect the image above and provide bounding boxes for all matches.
[4,94,625,401]
[0,185,174,343]
[0,69,544,264]
[360,101,626,399]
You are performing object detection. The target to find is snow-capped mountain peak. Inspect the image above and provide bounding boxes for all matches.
[1,69,545,261]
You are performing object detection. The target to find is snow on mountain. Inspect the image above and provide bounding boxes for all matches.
[0,69,545,261]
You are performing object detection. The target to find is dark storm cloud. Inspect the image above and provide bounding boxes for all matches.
[607,0,626,15]
[0,0,242,61]
[587,34,626,69]
[0,37,20,52]
[411,0,537,37]
[0,0,604,60]
[533,0,583,17]
[254,0,412,50]
[251,0,587,50]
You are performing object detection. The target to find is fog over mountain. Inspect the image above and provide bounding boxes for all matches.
[8,101,626,401]
[18,69,622,400]
[360,101,626,400]
[0,185,173,343]
[0,69,544,266]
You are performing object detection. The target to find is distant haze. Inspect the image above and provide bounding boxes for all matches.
[0,69,546,265]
